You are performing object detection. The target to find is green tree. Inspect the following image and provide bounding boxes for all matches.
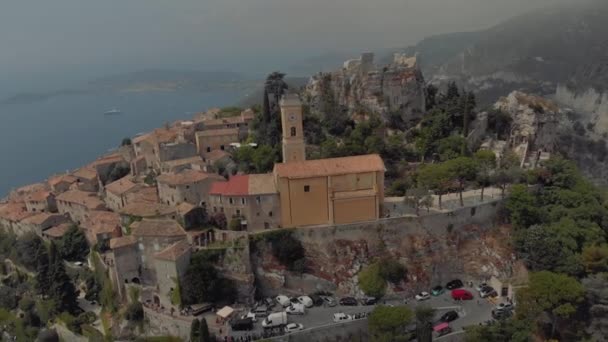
[379,259,407,284]
[358,263,386,298]
[269,231,305,271]
[190,319,200,342]
[14,233,46,271]
[181,252,236,305]
[465,319,532,342]
[444,157,478,207]
[35,243,51,296]
[516,271,585,339]
[417,163,450,209]
[0,286,18,310]
[506,184,539,230]
[199,318,211,342]
[580,244,608,274]
[436,135,466,161]
[48,242,79,313]
[474,150,496,201]
[58,225,89,261]
[228,218,242,231]
[125,302,144,322]
[414,306,435,342]
[368,305,414,342]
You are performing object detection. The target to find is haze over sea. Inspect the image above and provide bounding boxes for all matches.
[0,84,245,197]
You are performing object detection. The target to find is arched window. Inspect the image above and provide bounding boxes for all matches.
[290,127,296,137]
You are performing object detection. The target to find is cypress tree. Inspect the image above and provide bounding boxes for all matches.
[35,243,50,296]
[199,318,210,342]
[190,319,200,342]
[48,242,78,313]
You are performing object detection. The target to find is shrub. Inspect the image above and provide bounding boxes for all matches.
[268,231,305,271]
[358,263,386,298]
[125,302,144,322]
[379,259,407,284]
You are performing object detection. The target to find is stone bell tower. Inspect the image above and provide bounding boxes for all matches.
[280,94,306,163]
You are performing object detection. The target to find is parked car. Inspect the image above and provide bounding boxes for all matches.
[475,283,488,292]
[360,296,377,305]
[290,297,300,304]
[333,313,353,323]
[284,323,304,333]
[297,296,314,308]
[276,295,291,307]
[451,289,474,300]
[433,322,452,337]
[262,312,288,328]
[263,297,276,309]
[339,297,358,306]
[431,285,445,296]
[309,294,324,306]
[242,312,257,322]
[495,302,514,312]
[415,292,431,301]
[251,305,269,318]
[480,286,497,298]
[440,311,459,322]
[321,296,337,307]
[285,303,306,315]
[446,279,464,290]
[231,318,254,331]
[492,309,513,320]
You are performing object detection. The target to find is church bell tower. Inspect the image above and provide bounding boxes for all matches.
[280,94,306,163]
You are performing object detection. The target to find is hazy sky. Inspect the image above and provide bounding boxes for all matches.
[1,0,571,80]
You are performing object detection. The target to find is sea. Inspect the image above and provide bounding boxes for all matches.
[0,89,247,197]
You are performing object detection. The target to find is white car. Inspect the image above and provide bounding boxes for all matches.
[333,313,353,323]
[276,295,291,307]
[415,292,431,301]
[74,261,84,267]
[242,312,257,322]
[285,303,305,315]
[284,323,304,333]
[297,295,314,308]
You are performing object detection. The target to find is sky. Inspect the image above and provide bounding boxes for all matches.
[0,0,572,85]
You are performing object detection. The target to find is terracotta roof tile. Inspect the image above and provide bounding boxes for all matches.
[210,175,248,196]
[0,202,34,222]
[247,174,277,195]
[20,213,64,226]
[56,190,105,210]
[177,202,196,214]
[205,150,230,163]
[196,128,239,137]
[120,202,176,218]
[161,156,203,168]
[91,153,124,166]
[131,219,186,237]
[43,223,72,238]
[25,190,52,203]
[49,174,78,187]
[105,177,138,196]
[156,170,223,186]
[124,186,159,204]
[109,235,137,249]
[273,154,385,179]
[154,240,191,261]
[81,211,121,235]
[74,167,98,181]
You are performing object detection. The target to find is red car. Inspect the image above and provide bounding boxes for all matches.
[451,289,473,300]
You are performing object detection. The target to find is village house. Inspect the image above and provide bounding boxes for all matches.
[156,169,225,207]
[7,183,49,202]
[196,109,254,139]
[132,128,197,171]
[104,177,140,211]
[91,153,128,186]
[108,235,140,298]
[202,149,235,170]
[55,190,106,224]
[17,213,68,236]
[48,174,78,193]
[119,202,177,225]
[81,210,122,246]
[209,174,281,231]
[24,190,57,213]
[0,202,35,234]
[160,156,205,174]
[130,219,188,285]
[73,167,99,192]
[153,240,192,307]
[195,128,239,158]
[42,223,72,241]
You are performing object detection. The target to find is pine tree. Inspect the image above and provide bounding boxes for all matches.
[190,319,200,342]
[199,318,210,342]
[35,243,50,296]
[48,242,79,313]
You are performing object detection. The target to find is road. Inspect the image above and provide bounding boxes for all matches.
[226,287,498,340]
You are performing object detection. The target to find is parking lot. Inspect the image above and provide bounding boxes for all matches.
[225,286,500,340]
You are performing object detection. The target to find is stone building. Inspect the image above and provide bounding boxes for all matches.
[108,235,140,297]
[18,213,68,236]
[104,177,140,211]
[48,174,78,193]
[195,110,254,139]
[73,167,99,192]
[130,219,187,285]
[119,202,178,224]
[55,190,106,224]
[280,95,306,163]
[81,210,122,246]
[153,240,192,307]
[24,190,57,213]
[160,156,205,174]
[0,202,34,234]
[156,170,224,207]
[195,128,239,158]
[42,223,72,241]
[208,174,281,231]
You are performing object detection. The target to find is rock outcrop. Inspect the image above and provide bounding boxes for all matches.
[304,53,426,124]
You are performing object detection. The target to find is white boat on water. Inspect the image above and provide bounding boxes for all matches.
[104,109,122,115]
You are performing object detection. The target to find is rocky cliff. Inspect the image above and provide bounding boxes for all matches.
[251,200,515,297]
[304,53,426,124]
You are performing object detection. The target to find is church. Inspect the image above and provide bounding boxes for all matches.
[208,94,386,230]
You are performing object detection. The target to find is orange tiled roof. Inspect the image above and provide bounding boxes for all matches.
[81,210,121,235]
[205,150,230,163]
[156,170,223,186]
[25,190,52,203]
[56,190,105,210]
[0,202,34,222]
[109,235,137,250]
[49,174,78,187]
[124,186,159,204]
[131,219,186,238]
[196,128,239,138]
[162,156,203,168]
[176,202,196,215]
[105,177,138,196]
[273,154,385,179]
[154,240,191,261]
[120,202,175,218]
[20,213,63,226]
[210,173,275,196]
[91,153,124,167]
[43,223,72,238]
[74,167,98,181]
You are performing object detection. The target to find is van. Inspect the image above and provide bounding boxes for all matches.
[285,303,305,315]
[276,295,291,307]
[231,318,254,331]
[262,312,288,328]
[451,289,473,300]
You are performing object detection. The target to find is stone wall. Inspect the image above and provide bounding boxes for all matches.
[252,199,512,297]
[143,306,193,341]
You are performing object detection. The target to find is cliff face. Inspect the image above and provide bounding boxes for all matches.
[251,200,515,297]
[304,53,426,124]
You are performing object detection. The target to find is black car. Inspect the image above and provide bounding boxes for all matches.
[339,297,358,306]
[360,296,377,305]
[492,309,512,320]
[440,310,459,322]
[446,279,464,290]
[309,294,324,306]
[231,318,253,331]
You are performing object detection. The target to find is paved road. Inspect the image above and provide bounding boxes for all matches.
[227,287,498,340]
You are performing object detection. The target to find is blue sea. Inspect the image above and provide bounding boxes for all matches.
[0,89,246,196]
